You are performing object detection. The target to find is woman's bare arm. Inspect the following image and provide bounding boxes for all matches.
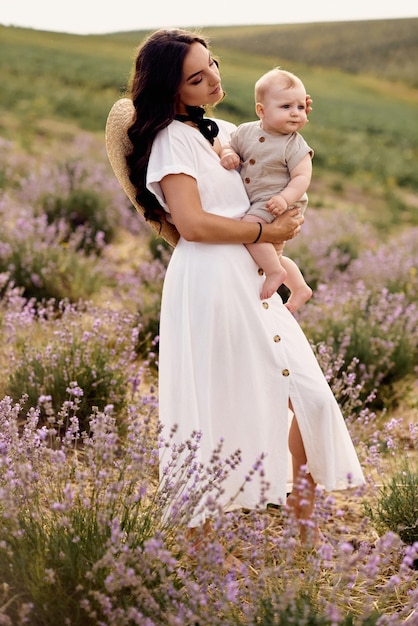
[160,173,303,244]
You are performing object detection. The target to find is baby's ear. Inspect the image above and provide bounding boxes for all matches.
[255,102,264,119]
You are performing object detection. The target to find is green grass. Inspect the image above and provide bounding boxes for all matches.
[205,19,418,87]
[1,19,417,219]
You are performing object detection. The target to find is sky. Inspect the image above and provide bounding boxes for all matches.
[1,0,417,35]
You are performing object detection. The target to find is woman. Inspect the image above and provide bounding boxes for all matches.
[117,28,364,539]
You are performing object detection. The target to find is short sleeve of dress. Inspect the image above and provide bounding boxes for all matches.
[146,124,198,211]
[146,118,239,214]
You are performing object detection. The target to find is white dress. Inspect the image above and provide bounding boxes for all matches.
[147,118,365,524]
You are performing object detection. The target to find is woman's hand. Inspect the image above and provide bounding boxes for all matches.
[265,207,304,243]
[306,95,313,117]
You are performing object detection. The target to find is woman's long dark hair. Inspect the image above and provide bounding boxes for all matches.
[127,29,209,224]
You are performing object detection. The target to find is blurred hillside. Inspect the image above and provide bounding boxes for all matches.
[204,19,418,87]
[0,18,417,231]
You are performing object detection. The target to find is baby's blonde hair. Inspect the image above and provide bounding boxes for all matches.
[255,68,305,103]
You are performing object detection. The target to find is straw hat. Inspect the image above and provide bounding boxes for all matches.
[105,98,180,248]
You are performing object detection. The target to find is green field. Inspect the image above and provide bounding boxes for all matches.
[1,19,417,231]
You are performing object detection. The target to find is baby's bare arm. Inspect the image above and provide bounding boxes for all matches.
[220,144,241,170]
[266,153,312,215]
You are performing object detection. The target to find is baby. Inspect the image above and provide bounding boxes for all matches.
[221,68,313,311]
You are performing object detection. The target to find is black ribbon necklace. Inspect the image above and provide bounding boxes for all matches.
[175,106,219,145]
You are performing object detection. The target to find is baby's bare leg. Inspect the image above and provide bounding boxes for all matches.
[280,256,312,313]
[243,215,287,299]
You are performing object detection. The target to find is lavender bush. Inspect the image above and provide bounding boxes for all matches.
[0,394,417,625]
[364,418,418,548]
[0,134,142,301]
[366,460,418,546]
[2,300,141,431]
[299,285,418,409]
[0,194,105,302]
[33,153,141,254]
[291,219,418,410]
[41,187,115,253]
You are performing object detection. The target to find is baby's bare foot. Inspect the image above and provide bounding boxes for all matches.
[285,285,313,313]
[261,269,287,299]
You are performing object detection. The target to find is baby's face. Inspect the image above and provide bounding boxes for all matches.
[257,83,308,135]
